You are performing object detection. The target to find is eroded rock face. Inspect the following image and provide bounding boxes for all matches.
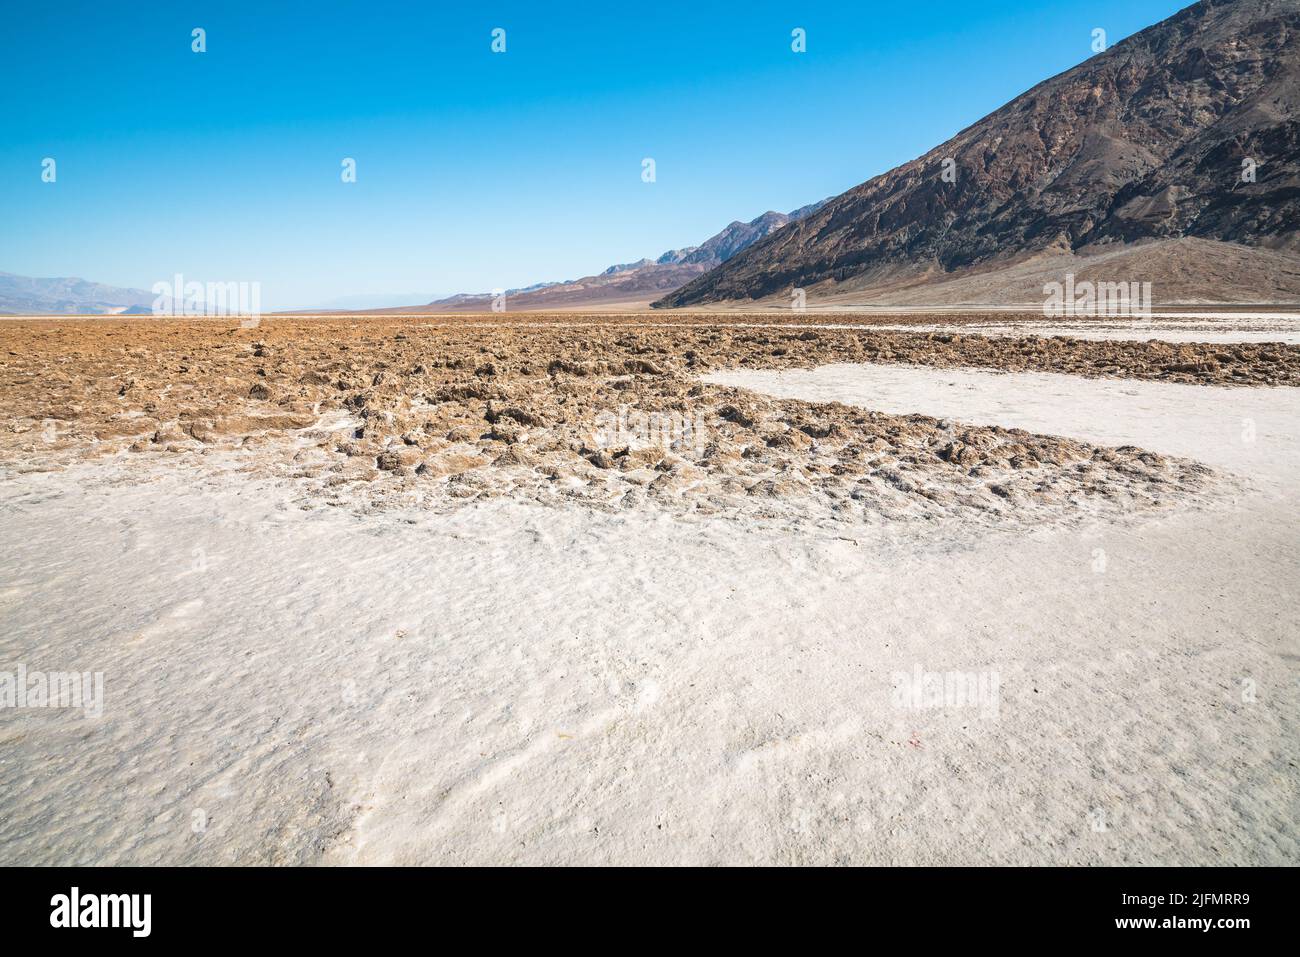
[658,0,1300,307]
[0,315,1256,528]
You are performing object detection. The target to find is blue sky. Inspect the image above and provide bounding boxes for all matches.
[1,0,1188,309]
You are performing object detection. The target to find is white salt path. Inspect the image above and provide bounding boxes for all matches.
[860,321,1300,345]
[0,365,1297,865]
[698,314,1300,344]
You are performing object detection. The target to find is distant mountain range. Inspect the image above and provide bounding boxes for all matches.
[0,272,156,315]
[657,0,1300,308]
[1,202,828,316]
[364,201,827,313]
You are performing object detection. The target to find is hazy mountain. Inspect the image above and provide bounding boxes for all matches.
[657,0,1300,308]
[0,272,155,315]
[1,203,828,316]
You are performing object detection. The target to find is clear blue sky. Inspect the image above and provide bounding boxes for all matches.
[0,0,1188,309]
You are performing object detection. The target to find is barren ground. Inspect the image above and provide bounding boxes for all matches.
[1,313,1296,865]
[7,314,1298,527]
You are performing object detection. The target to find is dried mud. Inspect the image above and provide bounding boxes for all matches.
[1,315,1262,528]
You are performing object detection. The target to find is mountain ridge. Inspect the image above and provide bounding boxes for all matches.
[373,201,828,313]
[656,0,1300,308]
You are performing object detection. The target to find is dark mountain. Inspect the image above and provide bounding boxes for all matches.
[657,0,1300,308]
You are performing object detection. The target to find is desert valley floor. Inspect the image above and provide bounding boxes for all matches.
[0,312,1296,865]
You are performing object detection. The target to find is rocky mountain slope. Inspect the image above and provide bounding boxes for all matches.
[657,0,1300,308]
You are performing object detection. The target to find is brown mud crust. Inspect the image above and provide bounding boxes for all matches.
[0,316,1233,527]
[297,312,1299,385]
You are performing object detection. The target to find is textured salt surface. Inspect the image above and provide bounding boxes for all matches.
[1,367,1296,865]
